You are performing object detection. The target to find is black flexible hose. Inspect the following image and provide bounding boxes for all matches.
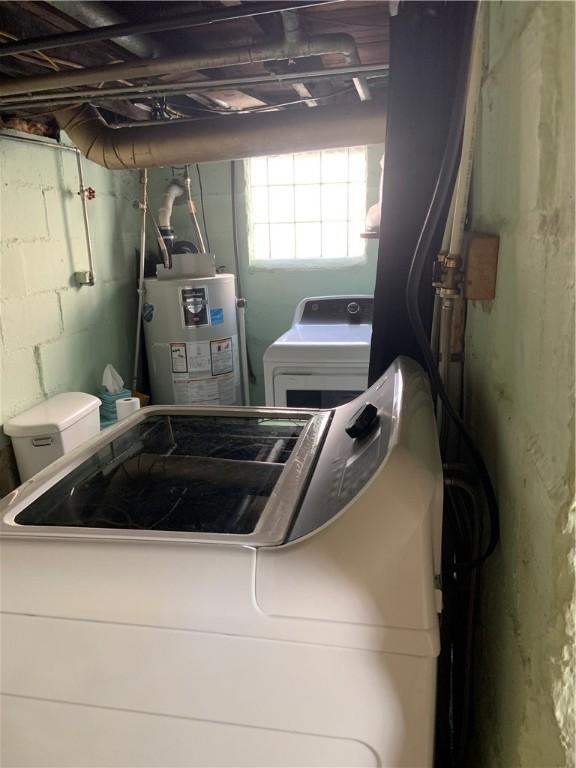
[405,7,499,566]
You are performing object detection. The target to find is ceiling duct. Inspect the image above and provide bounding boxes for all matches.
[54,99,386,170]
[47,1,162,59]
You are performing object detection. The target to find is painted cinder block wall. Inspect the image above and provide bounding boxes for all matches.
[0,132,141,491]
[467,2,575,766]
[148,144,384,405]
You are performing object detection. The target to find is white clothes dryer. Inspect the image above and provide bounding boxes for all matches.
[263,295,373,408]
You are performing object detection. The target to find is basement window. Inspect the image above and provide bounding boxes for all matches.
[246,147,367,264]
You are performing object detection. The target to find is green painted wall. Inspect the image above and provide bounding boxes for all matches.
[0,131,140,488]
[148,144,383,404]
[467,3,575,766]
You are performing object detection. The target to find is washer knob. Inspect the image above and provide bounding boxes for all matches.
[347,301,360,315]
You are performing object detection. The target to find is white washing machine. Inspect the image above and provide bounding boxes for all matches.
[0,357,442,768]
[263,295,373,408]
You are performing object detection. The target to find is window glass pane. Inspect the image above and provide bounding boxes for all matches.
[321,149,349,183]
[322,222,348,259]
[294,152,321,184]
[295,185,321,222]
[268,186,294,223]
[270,223,295,260]
[348,148,367,182]
[321,183,348,221]
[267,154,293,185]
[250,187,269,223]
[348,182,367,223]
[252,223,270,261]
[246,147,368,264]
[250,156,268,186]
[295,222,322,259]
[348,221,365,259]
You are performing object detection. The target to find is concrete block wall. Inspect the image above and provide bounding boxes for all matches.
[148,144,384,404]
[466,3,575,766]
[0,132,141,491]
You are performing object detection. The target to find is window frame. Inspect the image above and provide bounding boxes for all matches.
[245,147,368,269]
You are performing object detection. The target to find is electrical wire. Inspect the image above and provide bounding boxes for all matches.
[195,164,211,252]
[404,13,499,568]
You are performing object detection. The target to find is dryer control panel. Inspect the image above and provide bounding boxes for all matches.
[298,296,373,325]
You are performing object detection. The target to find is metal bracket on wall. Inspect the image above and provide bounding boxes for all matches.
[74,270,95,286]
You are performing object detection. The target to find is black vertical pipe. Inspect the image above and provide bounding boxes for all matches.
[368,1,475,383]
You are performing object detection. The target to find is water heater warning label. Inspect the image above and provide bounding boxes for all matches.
[170,343,187,373]
[210,338,233,375]
[166,336,238,405]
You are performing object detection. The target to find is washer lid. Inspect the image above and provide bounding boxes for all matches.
[4,393,101,438]
[1,406,331,547]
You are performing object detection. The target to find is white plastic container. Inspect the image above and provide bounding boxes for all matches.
[4,393,101,482]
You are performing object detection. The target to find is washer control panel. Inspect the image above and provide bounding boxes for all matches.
[299,296,373,324]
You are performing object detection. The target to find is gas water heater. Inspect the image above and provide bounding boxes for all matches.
[143,253,241,406]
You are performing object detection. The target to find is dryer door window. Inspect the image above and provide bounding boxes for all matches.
[274,373,367,409]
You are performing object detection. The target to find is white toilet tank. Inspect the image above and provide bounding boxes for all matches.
[4,393,101,482]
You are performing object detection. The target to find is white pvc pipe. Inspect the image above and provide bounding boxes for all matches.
[237,301,250,406]
[430,293,442,363]
[441,183,458,253]
[436,5,484,422]
[158,182,184,228]
[448,5,484,258]
[437,297,454,433]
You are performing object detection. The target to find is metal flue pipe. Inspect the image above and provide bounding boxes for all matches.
[54,99,386,170]
[0,34,367,98]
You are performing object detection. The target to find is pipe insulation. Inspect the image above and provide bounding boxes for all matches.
[54,100,386,170]
[1,34,367,97]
